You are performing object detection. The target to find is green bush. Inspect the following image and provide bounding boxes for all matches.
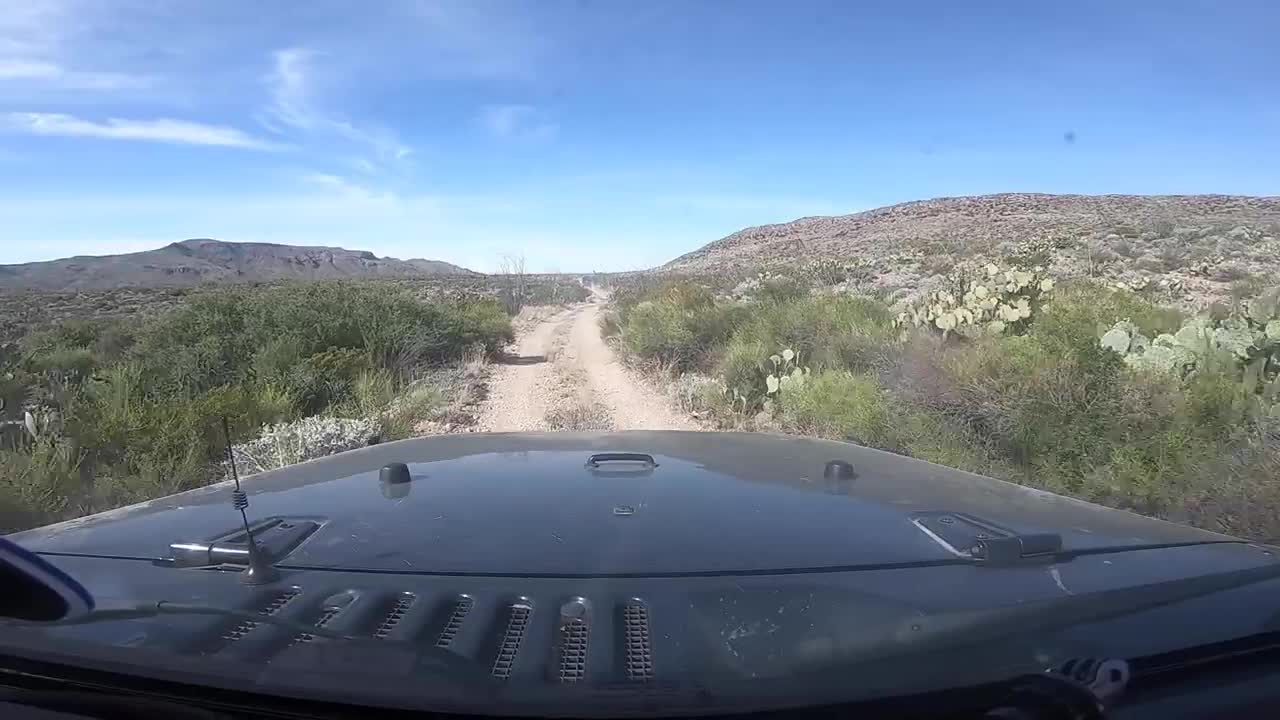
[605,270,1280,541]
[779,370,896,448]
[378,382,443,441]
[1035,282,1184,352]
[0,439,85,531]
[727,295,895,382]
[756,276,810,305]
[457,298,516,353]
[718,334,773,407]
[622,290,745,372]
[1,280,513,531]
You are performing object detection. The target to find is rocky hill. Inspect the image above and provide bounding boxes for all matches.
[663,193,1280,307]
[0,239,477,290]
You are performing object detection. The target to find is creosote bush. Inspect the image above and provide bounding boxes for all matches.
[0,282,513,532]
[608,268,1280,541]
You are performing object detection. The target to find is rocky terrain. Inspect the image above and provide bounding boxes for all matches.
[0,238,476,291]
[662,194,1280,308]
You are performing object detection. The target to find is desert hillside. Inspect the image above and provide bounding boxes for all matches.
[0,239,476,290]
[663,193,1280,306]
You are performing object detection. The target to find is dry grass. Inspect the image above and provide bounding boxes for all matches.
[537,327,618,432]
[543,402,614,431]
[408,348,493,434]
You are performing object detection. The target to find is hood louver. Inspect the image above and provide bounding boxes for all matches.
[623,600,654,682]
[198,585,660,688]
[292,606,341,645]
[373,594,416,640]
[221,587,301,642]
[436,596,473,648]
[491,601,533,679]
[558,598,591,684]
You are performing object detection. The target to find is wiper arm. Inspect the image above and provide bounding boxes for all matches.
[36,601,491,685]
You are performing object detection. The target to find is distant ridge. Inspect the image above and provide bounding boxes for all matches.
[0,239,478,290]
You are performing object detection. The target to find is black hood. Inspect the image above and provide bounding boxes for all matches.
[5,433,1280,717]
[7,432,1234,575]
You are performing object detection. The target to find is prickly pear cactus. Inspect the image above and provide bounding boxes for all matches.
[765,348,809,396]
[1100,288,1280,397]
[896,261,1055,338]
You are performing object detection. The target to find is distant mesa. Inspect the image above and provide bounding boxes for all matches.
[0,239,478,291]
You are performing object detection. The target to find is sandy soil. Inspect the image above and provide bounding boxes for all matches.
[476,292,698,432]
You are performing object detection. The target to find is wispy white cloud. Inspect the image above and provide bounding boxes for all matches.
[0,58,58,77]
[0,58,149,89]
[0,112,281,149]
[300,172,398,204]
[264,48,411,163]
[478,104,558,142]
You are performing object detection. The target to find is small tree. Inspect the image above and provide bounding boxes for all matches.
[497,254,527,315]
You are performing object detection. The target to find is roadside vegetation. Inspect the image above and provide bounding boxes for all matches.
[0,282,515,532]
[604,264,1280,541]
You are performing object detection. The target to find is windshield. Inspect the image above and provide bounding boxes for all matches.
[2,0,1278,715]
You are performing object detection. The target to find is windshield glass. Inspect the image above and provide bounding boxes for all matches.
[1,0,1278,715]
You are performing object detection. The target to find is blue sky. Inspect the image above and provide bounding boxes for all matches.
[1,1,1276,272]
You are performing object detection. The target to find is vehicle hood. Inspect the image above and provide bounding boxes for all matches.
[7,432,1239,575]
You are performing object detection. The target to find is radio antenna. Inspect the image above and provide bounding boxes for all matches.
[222,417,279,585]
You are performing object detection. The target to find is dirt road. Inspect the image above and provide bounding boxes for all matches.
[476,293,698,432]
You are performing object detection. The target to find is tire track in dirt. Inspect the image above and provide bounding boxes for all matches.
[475,292,698,432]
[474,305,578,432]
[570,299,699,431]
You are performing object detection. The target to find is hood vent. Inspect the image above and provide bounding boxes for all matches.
[623,600,654,682]
[292,606,341,645]
[373,594,416,640]
[185,585,662,687]
[558,599,591,684]
[435,596,473,648]
[492,601,533,679]
[222,587,301,642]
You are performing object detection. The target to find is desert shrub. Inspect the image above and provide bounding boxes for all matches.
[0,280,511,531]
[232,416,378,476]
[624,302,697,365]
[622,287,746,371]
[28,346,97,383]
[1033,282,1184,358]
[598,308,624,339]
[524,280,590,306]
[1213,262,1253,282]
[734,295,894,373]
[377,382,444,441]
[778,370,896,448]
[756,276,810,305]
[718,335,773,408]
[667,374,734,420]
[1004,236,1059,267]
[347,369,398,420]
[457,298,516,353]
[134,285,511,397]
[0,438,85,531]
[614,270,1280,540]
